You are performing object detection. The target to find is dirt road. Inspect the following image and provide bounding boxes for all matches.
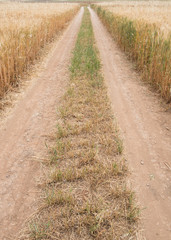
[0,8,83,239]
[89,7,171,240]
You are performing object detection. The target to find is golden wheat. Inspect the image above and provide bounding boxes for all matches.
[94,2,171,102]
[0,2,79,98]
[98,1,171,37]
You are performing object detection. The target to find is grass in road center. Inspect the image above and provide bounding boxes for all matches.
[21,7,139,240]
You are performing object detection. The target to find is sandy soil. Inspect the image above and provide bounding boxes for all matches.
[0,8,83,240]
[89,7,171,240]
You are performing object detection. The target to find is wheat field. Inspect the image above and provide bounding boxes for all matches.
[98,1,171,37]
[0,2,79,99]
[94,1,171,102]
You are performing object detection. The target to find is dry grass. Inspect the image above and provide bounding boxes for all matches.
[93,3,171,103]
[19,7,139,240]
[0,2,79,99]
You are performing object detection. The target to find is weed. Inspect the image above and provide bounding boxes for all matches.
[29,221,50,240]
[45,189,74,206]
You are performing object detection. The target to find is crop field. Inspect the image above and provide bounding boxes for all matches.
[98,1,171,36]
[94,1,171,102]
[0,2,79,99]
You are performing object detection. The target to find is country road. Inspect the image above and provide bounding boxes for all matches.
[89,7,171,240]
[0,5,171,240]
[0,8,83,239]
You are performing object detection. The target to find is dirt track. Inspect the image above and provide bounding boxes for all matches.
[89,7,171,240]
[0,8,83,239]
[0,5,171,240]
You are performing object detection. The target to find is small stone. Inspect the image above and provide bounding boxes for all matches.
[141,160,144,165]
[150,174,155,180]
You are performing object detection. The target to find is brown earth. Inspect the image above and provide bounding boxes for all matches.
[89,7,171,240]
[0,8,83,240]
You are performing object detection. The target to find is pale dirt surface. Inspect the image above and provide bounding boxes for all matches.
[89,8,171,240]
[0,8,83,240]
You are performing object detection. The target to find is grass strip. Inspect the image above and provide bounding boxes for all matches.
[92,5,171,103]
[21,7,139,240]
